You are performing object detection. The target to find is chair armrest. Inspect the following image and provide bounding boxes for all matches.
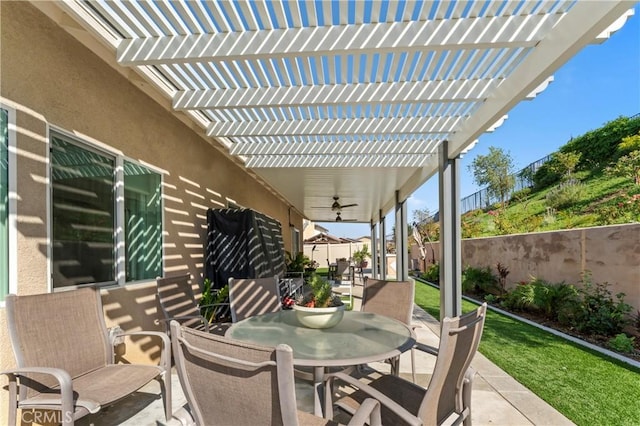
[0,367,87,416]
[347,398,381,426]
[323,371,421,426]
[414,341,439,356]
[154,315,206,325]
[110,331,171,372]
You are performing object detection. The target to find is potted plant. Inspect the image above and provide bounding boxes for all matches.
[293,273,345,328]
[352,244,371,268]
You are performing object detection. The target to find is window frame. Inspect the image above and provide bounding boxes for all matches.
[0,103,17,305]
[48,126,164,290]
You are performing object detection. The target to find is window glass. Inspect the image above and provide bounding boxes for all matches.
[51,135,115,287]
[124,161,162,281]
[0,109,8,299]
[291,227,300,255]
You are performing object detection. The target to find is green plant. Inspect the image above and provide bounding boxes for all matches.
[286,251,311,272]
[421,262,439,283]
[605,149,640,186]
[484,294,497,304]
[608,333,636,353]
[296,273,342,308]
[575,272,632,336]
[352,244,371,266]
[545,179,584,209]
[200,278,229,322]
[462,265,498,295]
[501,281,536,311]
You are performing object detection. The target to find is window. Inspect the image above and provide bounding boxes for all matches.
[51,132,162,288]
[0,108,9,299]
[291,227,300,255]
[124,161,162,281]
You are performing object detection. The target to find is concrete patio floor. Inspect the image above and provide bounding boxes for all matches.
[78,282,574,426]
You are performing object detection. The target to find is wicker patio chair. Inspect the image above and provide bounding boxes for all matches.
[361,278,417,382]
[170,320,381,426]
[156,274,229,336]
[1,287,171,426]
[227,276,282,322]
[325,303,488,426]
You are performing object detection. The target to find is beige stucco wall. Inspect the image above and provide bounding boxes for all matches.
[412,223,640,313]
[0,3,302,419]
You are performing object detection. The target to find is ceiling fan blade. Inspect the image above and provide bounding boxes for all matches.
[339,203,358,208]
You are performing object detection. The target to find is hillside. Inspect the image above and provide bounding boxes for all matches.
[456,115,640,238]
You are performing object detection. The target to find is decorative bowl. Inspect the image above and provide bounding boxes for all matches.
[292,304,345,329]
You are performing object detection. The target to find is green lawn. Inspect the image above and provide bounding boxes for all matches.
[414,280,640,426]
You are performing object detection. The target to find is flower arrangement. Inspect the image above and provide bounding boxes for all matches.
[296,273,344,308]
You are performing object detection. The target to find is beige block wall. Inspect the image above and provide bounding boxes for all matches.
[412,223,640,313]
[0,3,302,418]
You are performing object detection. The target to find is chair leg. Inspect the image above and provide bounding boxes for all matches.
[161,371,172,421]
[411,347,416,383]
[462,368,476,426]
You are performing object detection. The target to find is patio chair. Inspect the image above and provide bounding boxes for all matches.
[170,320,382,426]
[155,274,229,336]
[1,287,172,426]
[228,276,282,322]
[325,303,488,426]
[361,278,416,382]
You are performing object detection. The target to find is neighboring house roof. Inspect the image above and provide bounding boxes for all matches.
[304,233,348,244]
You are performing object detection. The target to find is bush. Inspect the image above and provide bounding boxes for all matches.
[462,265,498,295]
[561,115,640,169]
[502,282,537,311]
[501,278,579,324]
[421,262,439,284]
[575,272,632,336]
[532,161,562,190]
[545,180,584,209]
[608,333,635,353]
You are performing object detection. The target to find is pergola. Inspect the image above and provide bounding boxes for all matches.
[32,0,635,317]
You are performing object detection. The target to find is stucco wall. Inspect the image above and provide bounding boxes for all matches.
[0,2,301,412]
[412,223,640,313]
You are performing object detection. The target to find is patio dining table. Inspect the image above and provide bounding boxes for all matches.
[226,309,416,416]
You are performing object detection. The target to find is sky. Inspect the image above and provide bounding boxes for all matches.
[321,4,640,239]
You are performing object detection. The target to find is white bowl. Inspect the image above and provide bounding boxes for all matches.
[292,304,345,329]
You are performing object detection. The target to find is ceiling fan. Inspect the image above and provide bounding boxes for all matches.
[329,196,358,211]
[335,212,357,222]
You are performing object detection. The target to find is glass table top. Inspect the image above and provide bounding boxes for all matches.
[227,310,415,367]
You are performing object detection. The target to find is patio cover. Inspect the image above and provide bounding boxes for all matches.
[31,0,636,315]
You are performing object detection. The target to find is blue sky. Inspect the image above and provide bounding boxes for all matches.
[321,4,640,239]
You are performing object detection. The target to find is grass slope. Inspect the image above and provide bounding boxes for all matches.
[414,280,640,426]
[462,172,639,237]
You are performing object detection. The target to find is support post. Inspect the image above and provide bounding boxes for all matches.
[438,140,462,319]
[379,210,387,279]
[395,191,409,281]
[370,220,378,281]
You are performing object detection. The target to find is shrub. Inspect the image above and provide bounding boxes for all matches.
[561,115,640,169]
[501,278,579,325]
[531,279,580,324]
[462,265,498,295]
[421,262,439,284]
[502,281,536,311]
[532,160,562,190]
[575,272,632,336]
[608,333,635,353]
[545,180,584,209]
